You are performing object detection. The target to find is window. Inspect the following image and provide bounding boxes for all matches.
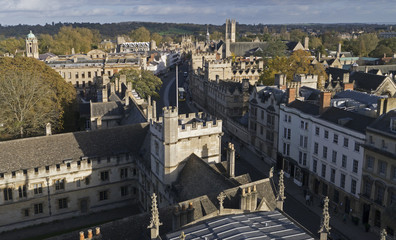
[34,168,38,174]
[288,116,291,122]
[66,162,71,168]
[56,164,60,170]
[330,168,335,183]
[315,127,320,136]
[351,179,357,194]
[340,174,346,188]
[363,180,372,197]
[55,179,65,190]
[333,134,338,144]
[155,162,159,175]
[376,185,385,204]
[121,186,129,196]
[76,179,81,187]
[342,155,347,168]
[366,155,374,169]
[34,183,43,194]
[382,139,387,149]
[392,166,396,181]
[99,190,108,201]
[343,137,349,148]
[324,130,329,139]
[300,121,304,129]
[34,203,43,214]
[120,168,128,179]
[391,118,396,132]
[354,142,360,152]
[101,171,109,181]
[18,185,27,198]
[333,190,339,203]
[12,171,16,177]
[332,150,337,163]
[322,146,328,159]
[260,126,263,135]
[58,198,68,209]
[303,153,307,166]
[261,110,264,120]
[314,142,319,155]
[313,159,318,173]
[3,188,12,201]
[45,166,50,172]
[353,160,358,174]
[378,161,387,176]
[85,177,90,185]
[24,209,29,217]
[155,141,159,156]
[369,135,374,144]
[283,142,290,156]
[0,173,3,179]
[321,164,326,178]
[305,122,308,130]
[284,114,287,122]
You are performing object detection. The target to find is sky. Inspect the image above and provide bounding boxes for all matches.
[0,0,395,26]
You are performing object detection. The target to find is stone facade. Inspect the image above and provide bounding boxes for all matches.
[150,107,222,186]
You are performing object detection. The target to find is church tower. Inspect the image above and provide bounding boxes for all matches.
[26,31,39,59]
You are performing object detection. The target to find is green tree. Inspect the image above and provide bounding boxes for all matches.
[38,34,54,53]
[151,32,162,44]
[290,29,306,42]
[130,27,151,42]
[0,57,76,139]
[52,26,100,55]
[116,68,162,99]
[309,37,322,50]
[358,33,378,56]
[370,45,393,58]
[210,31,223,41]
[0,37,24,55]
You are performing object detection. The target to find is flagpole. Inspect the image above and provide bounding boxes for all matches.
[176,63,178,109]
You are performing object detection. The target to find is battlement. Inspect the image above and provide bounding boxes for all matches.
[206,59,232,65]
[286,81,301,89]
[192,52,216,57]
[293,74,318,83]
[163,106,178,117]
[178,119,221,132]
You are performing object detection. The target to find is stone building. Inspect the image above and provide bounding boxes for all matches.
[360,99,396,235]
[248,85,287,164]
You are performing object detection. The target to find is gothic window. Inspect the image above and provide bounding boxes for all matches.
[3,188,12,201]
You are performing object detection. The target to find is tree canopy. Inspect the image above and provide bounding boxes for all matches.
[259,50,327,86]
[0,57,76,139]
[116,68,162,99]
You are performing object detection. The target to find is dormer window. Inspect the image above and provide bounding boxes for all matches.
[391,118,396,132]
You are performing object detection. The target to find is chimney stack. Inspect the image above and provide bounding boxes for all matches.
[110,82,115,94]
[79,232,84,240]
[227,142,235,178]
[304,37,309,50]
[320,91,332,114]
[287,87,296,104]
[102,86,108,103]
[46,123,52,136]
[87,229,93,239]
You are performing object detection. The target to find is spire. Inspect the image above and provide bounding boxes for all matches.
[276,170,286,211]
[319,196,331,240]
[148,193,162,239]
[206,25,210,46]
[217,192,226,214]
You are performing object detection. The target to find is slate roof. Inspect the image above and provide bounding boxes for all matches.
[356,64,396,75]
[172,154,236,202]
[333,90,384,106]
[319,107,376,133]
[230,42,269,57]
[287,100,320,116]
[367,109,396,137]
[0,123,150,173]
[166,211,314,240]
[91,101,124,118]
[349,71,387,92]
[326,67,349,81]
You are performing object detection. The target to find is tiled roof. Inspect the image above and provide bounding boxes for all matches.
[368,110,396,137]
[287,100,320,116]
[0,123,150,173]
[350,71,387,92]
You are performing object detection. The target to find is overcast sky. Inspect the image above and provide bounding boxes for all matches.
[0,0,395,26]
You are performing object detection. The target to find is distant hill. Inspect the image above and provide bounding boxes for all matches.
[0,21,393,39]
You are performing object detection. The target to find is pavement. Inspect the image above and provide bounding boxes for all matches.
[185,97,378,240]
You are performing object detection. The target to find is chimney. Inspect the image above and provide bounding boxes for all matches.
[110,82,115,94]
[79,232,84,240]
[152,100,157,120]
[287,87,296,104]
[227,142,235,178]
[337,43,341,58]
[318,52,321,62]
[46,123,52,136]
[304,37,309,50]
[102,86,108,103]
[365,66,368,73]
[87,229,93,239]
[125,95,129,106]
[320,91,331,114]
[216,75,219,84]
[115,78,119,93]
[95,227,100,236]
[343,82,354,91]
[71,47,75,55]
[127,81,132,91]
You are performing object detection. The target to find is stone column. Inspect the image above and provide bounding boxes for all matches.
[217,192,226,215]
[227,142,235,178]
[276,170,286,211]
[318,196,331,240]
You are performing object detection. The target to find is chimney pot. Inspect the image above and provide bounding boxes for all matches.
[95,227,100,236]
[87,229,93,239]
[79,232,85,240]
[189,202,193,209]
[46,123,52,136]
